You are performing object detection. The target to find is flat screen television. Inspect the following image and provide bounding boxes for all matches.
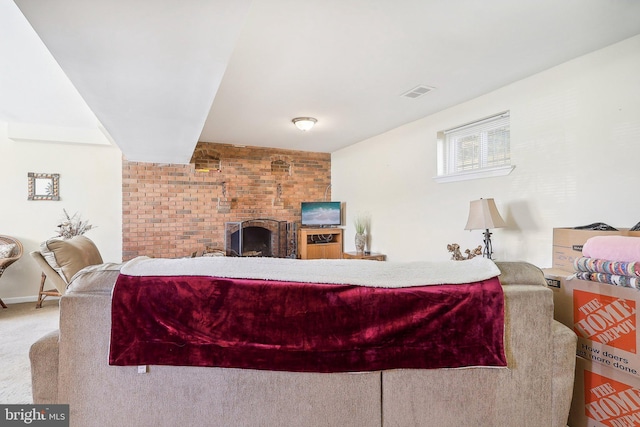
[301,201,342,227]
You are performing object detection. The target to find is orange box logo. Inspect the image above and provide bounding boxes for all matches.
[584,370,640,426]
[574,290,637,353]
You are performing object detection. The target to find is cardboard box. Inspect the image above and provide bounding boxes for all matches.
[544,269,640,379]
[552,228,625,271]
[570,356,640,427]
[544,268,574,328]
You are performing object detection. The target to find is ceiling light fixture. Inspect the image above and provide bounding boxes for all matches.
[292,117,317,131]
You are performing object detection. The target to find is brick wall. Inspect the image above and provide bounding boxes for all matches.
[122,142,331,260]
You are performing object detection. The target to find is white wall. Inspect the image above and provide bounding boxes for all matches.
[332,35,640,266]
[0,126,122,302]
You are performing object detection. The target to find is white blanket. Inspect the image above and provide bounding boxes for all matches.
[120,256,500,288]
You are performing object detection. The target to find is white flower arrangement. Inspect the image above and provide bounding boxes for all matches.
[56,209,96,239]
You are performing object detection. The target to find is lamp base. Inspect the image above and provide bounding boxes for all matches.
[482,229,494,259]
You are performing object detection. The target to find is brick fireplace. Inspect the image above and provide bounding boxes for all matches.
[122,142,330,260]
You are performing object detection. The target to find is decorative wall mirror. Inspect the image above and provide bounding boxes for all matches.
[28,172,60,201]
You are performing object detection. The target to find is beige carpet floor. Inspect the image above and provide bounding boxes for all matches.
[0,300,59,404]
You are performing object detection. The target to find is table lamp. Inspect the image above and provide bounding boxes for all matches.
[464,198,506,259]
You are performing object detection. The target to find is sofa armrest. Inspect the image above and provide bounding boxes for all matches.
[29,330,60,404]
[551,320,577,427]
[495,261,547,287]
[66,262,123,294]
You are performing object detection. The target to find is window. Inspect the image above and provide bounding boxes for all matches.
[435,111,514,183]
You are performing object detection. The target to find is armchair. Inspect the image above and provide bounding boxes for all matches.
[30,236,103,308]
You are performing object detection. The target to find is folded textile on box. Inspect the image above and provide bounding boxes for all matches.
[574,271,640,289]
[573,257,640,277]
[573,222,618,231]
[582,236,640,263]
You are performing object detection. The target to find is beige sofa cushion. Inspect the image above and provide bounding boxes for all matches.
[40,236,103,284]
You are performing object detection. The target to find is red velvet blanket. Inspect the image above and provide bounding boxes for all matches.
[109,274,506,372]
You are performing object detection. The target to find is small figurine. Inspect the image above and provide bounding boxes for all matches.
[447,243,464,261]
[464,246,483,259]
[447,243,482,260]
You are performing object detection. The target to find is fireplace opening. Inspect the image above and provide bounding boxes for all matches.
[230,226,272,257]
[225,219,294,258]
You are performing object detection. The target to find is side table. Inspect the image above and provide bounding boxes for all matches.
[342,252,386,261]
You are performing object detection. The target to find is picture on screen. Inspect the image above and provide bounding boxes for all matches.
[301,202,342,226]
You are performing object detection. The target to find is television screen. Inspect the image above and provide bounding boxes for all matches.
[301,202,342,227]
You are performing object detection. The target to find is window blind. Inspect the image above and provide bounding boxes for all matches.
[442,112,510,175]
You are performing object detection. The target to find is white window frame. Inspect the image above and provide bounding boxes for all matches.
[434,111,514,183]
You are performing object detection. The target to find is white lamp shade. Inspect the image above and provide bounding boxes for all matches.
[464,198,506,230]
[292,117,317,131]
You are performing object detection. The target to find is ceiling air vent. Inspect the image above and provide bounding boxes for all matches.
[401,85,435,99]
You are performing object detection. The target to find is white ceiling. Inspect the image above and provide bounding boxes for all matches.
[4,0,640,164]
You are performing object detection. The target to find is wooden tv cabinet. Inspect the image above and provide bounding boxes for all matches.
[298,227,343,259]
